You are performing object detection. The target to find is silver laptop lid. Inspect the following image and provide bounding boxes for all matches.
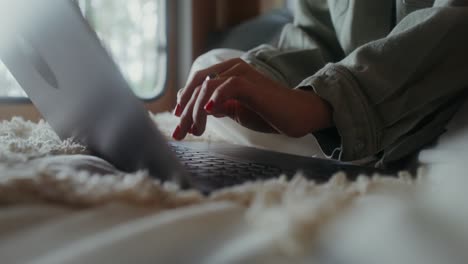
[0,0,188,185]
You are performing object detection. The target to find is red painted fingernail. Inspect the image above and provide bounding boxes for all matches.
[174,104,182,117]
[172,126,181,140]
[204,100,214,112]
[190,124,198,135]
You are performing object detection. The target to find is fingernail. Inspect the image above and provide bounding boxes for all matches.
[172,126,181,140]
[174,104,182,117]
[190,124,198,135]
[204,100,214,113]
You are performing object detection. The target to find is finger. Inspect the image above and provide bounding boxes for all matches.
[207,76,253,111]
[219,60,272,85]
[209,77,325,137]
[177,58,244,113]
[202,76,281,134]
[173,88,188,116]
[205,76,282,129]
[192,78,228,136]
[206,92,278,133]
[218,61,250,79]
[216,100,278,133]
[215,99,243,122]
[173,86,201,140]
[174,60,247,117]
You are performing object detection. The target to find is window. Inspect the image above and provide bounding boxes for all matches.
[0,61,25,98]
[0,0,167,100]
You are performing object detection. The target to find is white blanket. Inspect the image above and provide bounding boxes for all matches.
[0,115,467,264]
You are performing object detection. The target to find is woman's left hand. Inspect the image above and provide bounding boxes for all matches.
[172,58,333,140]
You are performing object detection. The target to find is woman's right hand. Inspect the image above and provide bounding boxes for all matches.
[172,58,332,141]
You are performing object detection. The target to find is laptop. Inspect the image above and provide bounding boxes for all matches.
[0,0,392,193]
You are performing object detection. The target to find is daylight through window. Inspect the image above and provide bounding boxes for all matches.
[0,0,167,99]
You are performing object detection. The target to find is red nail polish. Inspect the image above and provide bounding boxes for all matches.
[191,124,198,135]
[174,104,182,117]
[172,126,181,140]
[204,100,214,112]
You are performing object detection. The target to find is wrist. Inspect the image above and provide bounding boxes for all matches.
[294,88,333,132]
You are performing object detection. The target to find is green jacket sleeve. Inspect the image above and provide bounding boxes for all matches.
[300,4,468,164]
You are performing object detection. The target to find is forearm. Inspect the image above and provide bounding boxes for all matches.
[299,5,468,163]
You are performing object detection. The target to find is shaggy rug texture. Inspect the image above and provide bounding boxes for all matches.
[0,115,411,208]
[0,114,467,264]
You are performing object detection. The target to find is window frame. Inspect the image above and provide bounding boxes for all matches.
[141,0,169,102]
[0,97,31,104]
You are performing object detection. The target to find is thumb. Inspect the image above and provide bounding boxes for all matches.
[203,76,251,118]
[206,98,277,133]
[204,97,242,118]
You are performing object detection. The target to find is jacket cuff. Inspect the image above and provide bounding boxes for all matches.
[298,63,381,161]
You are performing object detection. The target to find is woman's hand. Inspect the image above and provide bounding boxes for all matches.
[172,58,333,140]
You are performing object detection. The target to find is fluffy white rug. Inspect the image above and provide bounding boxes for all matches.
[0,115,409,208]
[1,115,467,264]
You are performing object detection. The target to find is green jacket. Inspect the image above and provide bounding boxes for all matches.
[243,0,468,168]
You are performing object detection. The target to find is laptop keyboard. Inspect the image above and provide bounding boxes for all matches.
[170,144,294,186]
